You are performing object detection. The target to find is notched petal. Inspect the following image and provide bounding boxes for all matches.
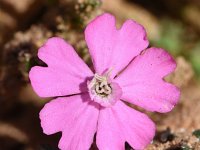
[29,37,93,97]
[115,47,180,113]
[40,94,99,150]
[96,101,155,150]
[85,13,149,79]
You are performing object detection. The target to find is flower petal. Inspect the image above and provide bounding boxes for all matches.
[40,94,99,150]
[96,100,155,150]
[85,13,149,78]
[29,37,93,97]
[115,47,180,113]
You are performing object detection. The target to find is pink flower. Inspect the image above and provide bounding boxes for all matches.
[29,13,180,150]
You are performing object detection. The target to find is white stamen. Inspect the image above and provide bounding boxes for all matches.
[89,71,112,97]
[105,67,113,78]
[87,68,122,107]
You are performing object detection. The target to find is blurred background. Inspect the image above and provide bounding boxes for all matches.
[0,0,200,149]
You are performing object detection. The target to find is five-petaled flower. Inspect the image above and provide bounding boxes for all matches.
[29,13,180,150]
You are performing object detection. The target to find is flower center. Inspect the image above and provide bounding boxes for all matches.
[92,74,112,97]
[87,71,122,107]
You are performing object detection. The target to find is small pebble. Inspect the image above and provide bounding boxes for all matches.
[156,128,175,143]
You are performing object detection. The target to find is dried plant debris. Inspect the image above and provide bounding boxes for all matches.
[0,0,45,45]
[46,0,103,32]
[166,143,191,150]
[146,129,200,150]
[0,25,51,114]
[2,25,52,81]
[75,0,102,28]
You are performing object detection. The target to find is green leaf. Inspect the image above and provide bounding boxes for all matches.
[192,129,200,139]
